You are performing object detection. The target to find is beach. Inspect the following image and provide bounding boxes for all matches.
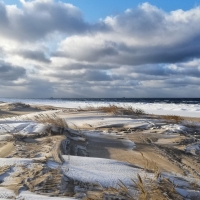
[0,100,200,199]
[1,0,200,198]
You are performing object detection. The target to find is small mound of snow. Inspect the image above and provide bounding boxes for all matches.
[185,142,200,155]
[161,124,186,133]
[59,156,152,188]
[0,120,49,136]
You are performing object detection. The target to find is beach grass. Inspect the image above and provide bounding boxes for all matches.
[80,105,146,115]
[160,115,183,123]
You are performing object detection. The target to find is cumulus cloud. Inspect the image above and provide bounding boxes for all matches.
[0,0,88,41]
[0,1,200,97]
[48,69,112,81]
[0,61,26,82]
[55,3,200,66]
[16,49,51,63]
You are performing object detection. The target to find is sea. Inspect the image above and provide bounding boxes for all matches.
[0,98,200,117]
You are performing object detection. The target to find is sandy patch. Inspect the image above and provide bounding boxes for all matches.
[0,142,14,157]
[0,105,199,199]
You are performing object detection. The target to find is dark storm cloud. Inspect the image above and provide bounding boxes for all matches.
[0,61,26,81]
[17,50,51,63]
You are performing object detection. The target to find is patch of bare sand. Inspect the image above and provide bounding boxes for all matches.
[0,142,14,157]
[58,109,200,177]
[86,131,183,174]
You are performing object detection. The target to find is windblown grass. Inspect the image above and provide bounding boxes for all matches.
[161,115,183,124]
[80,105,146,115]
[32,113,68,129]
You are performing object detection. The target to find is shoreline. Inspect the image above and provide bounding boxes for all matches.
[1,98,200,118]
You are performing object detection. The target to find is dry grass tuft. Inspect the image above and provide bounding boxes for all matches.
[80,105,146,115]
[32,113,68,129]
[115,172,184,200]
[161,115,183,124]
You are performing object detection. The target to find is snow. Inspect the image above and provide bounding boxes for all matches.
[161,124,186,133]
[82,130,135,149]
[162,172,200,198]
[0,99,200,199]
[17,191,75,200]
[59,111,157,129]
[176,188,200,199]
[1,98,200,118]
[0,190,75,200]
[0,120,49,135]
[0,158,32,167]
[0,188,15,199]
[52,156,152,188]
[185,142,200,155]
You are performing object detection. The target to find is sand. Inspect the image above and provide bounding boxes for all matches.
[0,142,14,158]
[0,102,200,199]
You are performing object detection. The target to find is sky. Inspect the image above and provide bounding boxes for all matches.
[1,0,200,98]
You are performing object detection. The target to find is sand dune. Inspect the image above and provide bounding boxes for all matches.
[0,103,200,199]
